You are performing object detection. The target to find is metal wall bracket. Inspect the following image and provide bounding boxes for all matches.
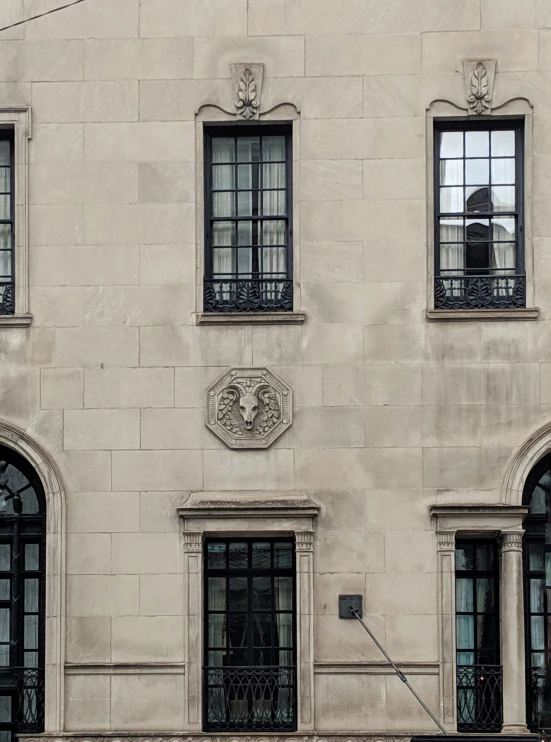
[339,594,363,618]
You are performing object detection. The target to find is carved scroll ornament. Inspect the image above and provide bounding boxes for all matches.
[231,63,264,120]
[463,59,497,115]
[206,367,292,449]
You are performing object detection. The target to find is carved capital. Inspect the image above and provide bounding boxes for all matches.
[296,530,315,551]
[183,531,203,553]
[436,530,456,551]
[231,63,264,120]
[463,59,497,115]
[501,530,524,553]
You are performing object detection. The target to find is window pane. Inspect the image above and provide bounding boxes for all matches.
[456,615,474,649]
[531,579,544,613]
[532,616,545,650]
[208,542,226,570]
[274,577,292,610]
[275,613,293,647]
[229,577,247,611]
[0,696,11,723]
[229,542,247,569]
[466,186,491,213]
[237,163,257,190]
[208,649,224,667]
[252,576,271,611]
[476,578,494,613]
[274,542,292,569]
[236,247,252,276]
[262,220,285,246]
[0,252,11,280]
[440,187,463,213]
[237,137,260,162]
[228,613,247,648]
[0,646,8,668]
[440,218,463,242]
[491,158,515,184]
[213,192,234,218]
[252,542,271,569]
[0,224,11,251]
[440,159,463,186]
[208,614,226,647]
[24,579,39,612]
[0,609,9,643]
[213,248,233,276]
[0,195,10,220]
[212,164,235,191]
[530,544,545,572]
[208,578,226,611]
[262,162,286,188]
[476,545,494,570]
[456,545,473,571]
[546,552,551,587]
[212,221,235,246]
[24,615,38,650]
[532,652,545,668]
[252,612,272,646]
[456,578,474,612]
[440,132,463,158]
[237,221,252,246]
[25,544,39,571]
[0,142,10,167]
[492,186,515,212]
[491,130,515,157]
[466,130,489,158]
[24,651,38,668]
[493,217,515,241]
[262,247,287,276]
[0,581,9,601]
[263,190,286,216]
[237,191,254,217]
[466,159,489,185]
[262,136,285,161]
[212,138,235,163]
[457,651,475,666]
[477,614,496,648]
[0,546,10,572]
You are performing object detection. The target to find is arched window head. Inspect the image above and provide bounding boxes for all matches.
[0,446,45,517]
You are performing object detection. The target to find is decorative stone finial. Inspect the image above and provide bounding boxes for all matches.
[463,59,497,115]
[205,367,292,449]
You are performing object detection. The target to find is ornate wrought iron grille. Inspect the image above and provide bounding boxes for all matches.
[203,538,296,732]
[434,121,525,310]
[456,665,503,732]
[204,278,293,313]
[0,133,14,316]
[0,446,46,742]
[203,126,293,314]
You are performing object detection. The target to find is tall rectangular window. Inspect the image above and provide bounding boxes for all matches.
[455,540,502,732]
[0,133,14,316]
[204,538,296,732]
[203,126,293,313]
[434,121,524,310]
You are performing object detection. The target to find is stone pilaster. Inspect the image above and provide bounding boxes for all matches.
[500,530,529,734]
[183,531,203,732]
[436,530,457,731]
[295,530,315,732]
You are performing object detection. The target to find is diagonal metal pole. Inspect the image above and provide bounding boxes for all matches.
[350,607,448,735]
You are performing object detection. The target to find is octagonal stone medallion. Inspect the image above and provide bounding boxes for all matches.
[206,367,293,449]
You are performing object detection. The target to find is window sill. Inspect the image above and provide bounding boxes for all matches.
[0,314,32,328]
[426,308,539,322]
[196,311,306,326]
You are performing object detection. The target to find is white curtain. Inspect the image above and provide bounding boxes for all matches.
[212,139,235,285]
[262,136,287,283]
[274,576,293,722]
[207,577,226,723]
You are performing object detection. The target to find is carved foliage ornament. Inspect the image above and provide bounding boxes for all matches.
[206,367,292,449]
[231,63,264,120]
[463,59,497,116]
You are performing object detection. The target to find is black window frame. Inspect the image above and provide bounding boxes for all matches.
[434,118,525,310]
[203,123,294,314]
[203,536,297,733]
[455,539,502,733]
[0,130,15,316]
[0,445,46,742]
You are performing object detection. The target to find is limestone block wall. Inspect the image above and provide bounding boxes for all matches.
[0,0,548,735]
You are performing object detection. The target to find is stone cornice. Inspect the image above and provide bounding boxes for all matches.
[179,491,320,521]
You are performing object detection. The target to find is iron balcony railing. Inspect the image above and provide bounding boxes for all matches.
[0,283,14,315]
[456,664,503,733]
[0,667,45,737]
[204,279,293,313]
[204,665,296,732]
[434,274,526,310]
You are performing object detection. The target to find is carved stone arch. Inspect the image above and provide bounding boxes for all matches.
[0,420,66,732]
[502,421,551,506]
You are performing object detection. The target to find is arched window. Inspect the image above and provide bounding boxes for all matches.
[0,445,45,742]
[523,454,551,732]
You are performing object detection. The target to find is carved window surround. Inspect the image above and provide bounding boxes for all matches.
[426,63,537,322]
[0,107,32,327]
[193,63,303,326]
[430,504,528,733]
[178,490,319,734]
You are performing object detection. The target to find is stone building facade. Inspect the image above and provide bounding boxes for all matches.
[0,1,549,742]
